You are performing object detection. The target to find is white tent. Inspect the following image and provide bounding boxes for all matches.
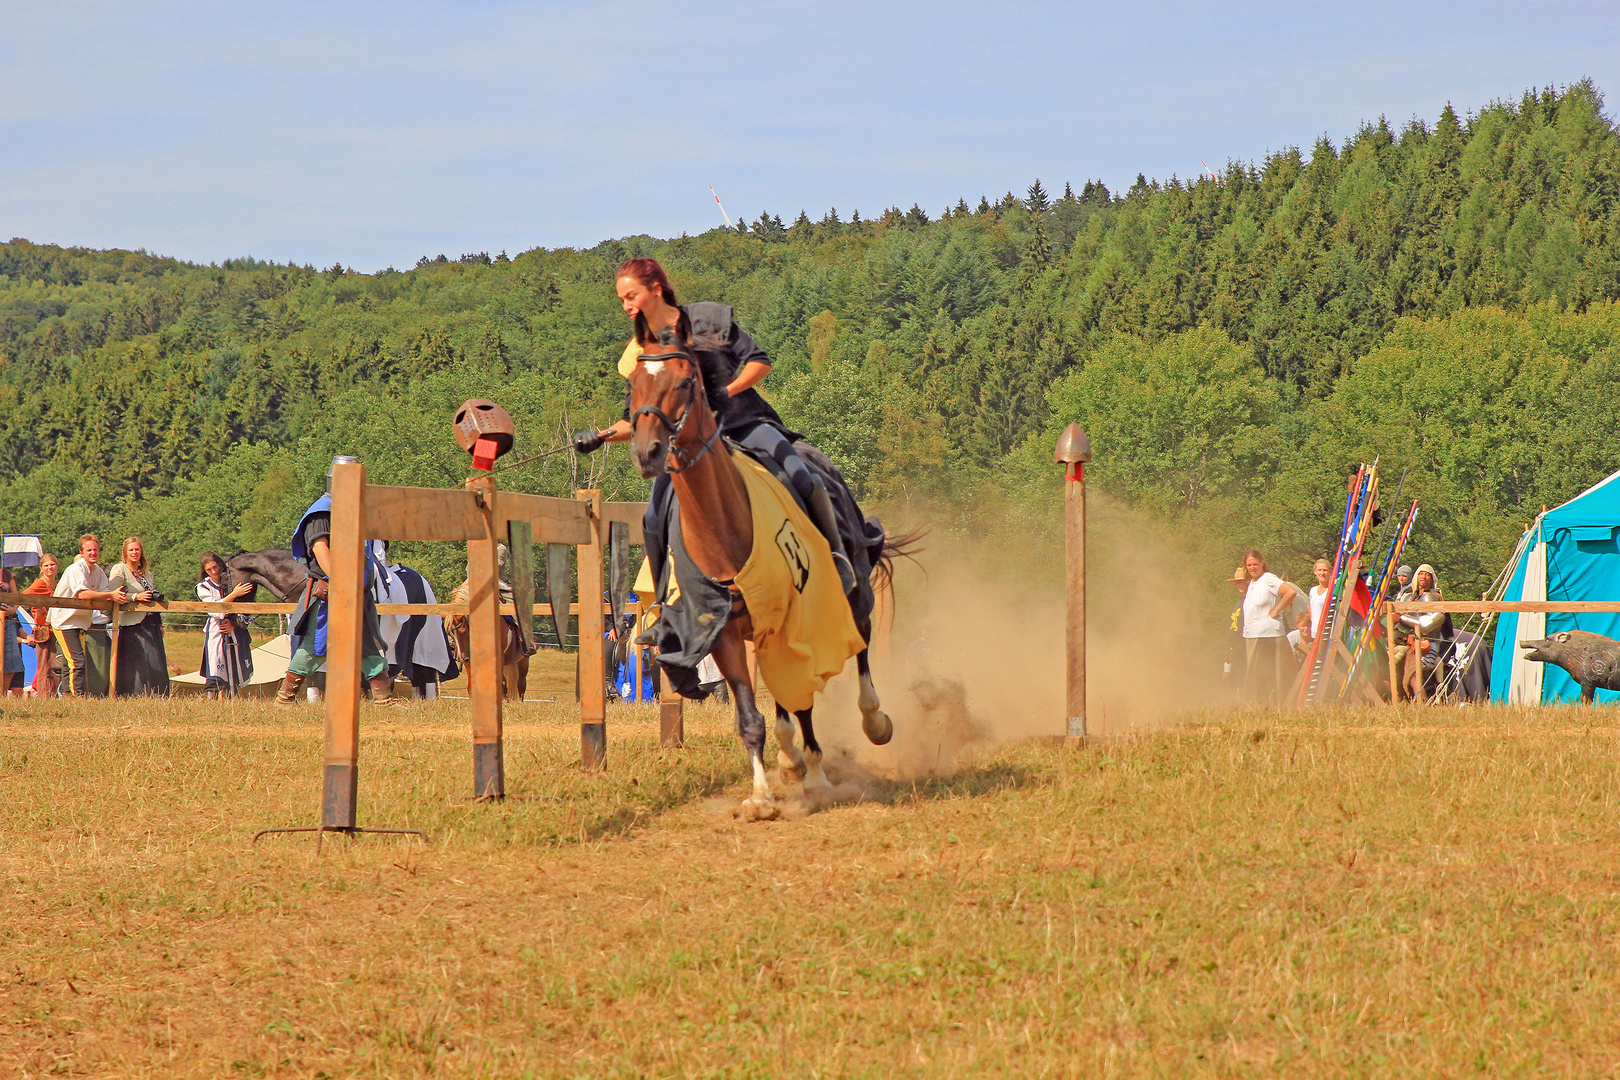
[171,634,292,698]
[2,535,43,568]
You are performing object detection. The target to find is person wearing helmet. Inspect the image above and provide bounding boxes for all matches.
[278,456,398,706]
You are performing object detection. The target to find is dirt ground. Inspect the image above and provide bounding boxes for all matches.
[4,695,1620,1077]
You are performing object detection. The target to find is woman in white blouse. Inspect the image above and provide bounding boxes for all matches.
[1240,549,1298,703]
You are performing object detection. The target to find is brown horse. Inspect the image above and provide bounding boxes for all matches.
[448,580,530,701]
[627,331,902,820]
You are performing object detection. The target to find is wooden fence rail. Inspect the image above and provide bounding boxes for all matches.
[1,591,640,619]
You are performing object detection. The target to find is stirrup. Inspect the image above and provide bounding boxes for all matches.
[831,552,857,594]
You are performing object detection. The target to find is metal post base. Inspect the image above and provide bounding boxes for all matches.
[581,722,606,770]
[253,825,428,853]
[473,741,505,801]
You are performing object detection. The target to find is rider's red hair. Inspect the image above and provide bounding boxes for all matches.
[616,258,678,306]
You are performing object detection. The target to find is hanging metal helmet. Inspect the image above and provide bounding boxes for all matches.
[453,399,515,458]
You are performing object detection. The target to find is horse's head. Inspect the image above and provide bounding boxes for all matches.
[626,329,719,479]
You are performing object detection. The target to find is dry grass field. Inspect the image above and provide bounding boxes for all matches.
[3,683,1620,1077]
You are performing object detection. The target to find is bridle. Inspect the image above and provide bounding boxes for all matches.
[630,350,722,474]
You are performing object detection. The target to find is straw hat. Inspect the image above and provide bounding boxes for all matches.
[1229,565,1248,584]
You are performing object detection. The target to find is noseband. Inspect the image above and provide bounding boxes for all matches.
[630,350,722,474]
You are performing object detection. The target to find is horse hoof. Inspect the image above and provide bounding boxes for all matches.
[777,753,807,782]
[862,711,893,745]
[735,797,779,822]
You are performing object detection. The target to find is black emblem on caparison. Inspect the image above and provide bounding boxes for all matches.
[774,522,811,593]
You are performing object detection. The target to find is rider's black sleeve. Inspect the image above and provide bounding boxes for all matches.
[728,322,769,372]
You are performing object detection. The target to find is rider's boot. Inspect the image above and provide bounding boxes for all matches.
[807,485,858,594]
[275,672,305,705]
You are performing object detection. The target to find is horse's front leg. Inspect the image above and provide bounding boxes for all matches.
[775,704,806,781]
[712,618,775,820]
[793,707,831,792]
[855,619,893,745]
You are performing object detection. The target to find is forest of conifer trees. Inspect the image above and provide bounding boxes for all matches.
[4,81,1620,603]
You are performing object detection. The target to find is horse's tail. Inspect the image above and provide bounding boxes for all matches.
[872,525,928,594]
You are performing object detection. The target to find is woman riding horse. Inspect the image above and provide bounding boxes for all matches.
[573,258,857,594]
[617,326,896,819]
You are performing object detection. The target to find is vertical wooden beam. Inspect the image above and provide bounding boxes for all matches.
[323,460,367,830]
[577,489,605,769]
[467,475,504,799]
[1413,624,1428,705]
[108,603,122,698]
[1064,462,1087,738]
[1386,607,1399,704]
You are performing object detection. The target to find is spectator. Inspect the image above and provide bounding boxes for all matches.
[1287,611,1314,662]
[108,536,171,697]
[1393,565,1415,601]
[1240,549,1298,703]
[1,568,23,696]
[22,553,60,697]
[197,550,254,698]
[1307,558,1332,638]
[1397,563,1455,700]
[50,534,125,697]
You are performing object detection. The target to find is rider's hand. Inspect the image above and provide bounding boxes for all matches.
[573,430,605,455]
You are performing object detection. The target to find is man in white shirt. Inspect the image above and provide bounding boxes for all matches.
[49,534,126,697]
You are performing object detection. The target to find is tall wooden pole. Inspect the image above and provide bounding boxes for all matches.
[577,489,606,769]
[323,459,367,830]
[466,474,504,799]
[108,602,122,698]
[1386,607,1400,704]
[1055,424,1092,740]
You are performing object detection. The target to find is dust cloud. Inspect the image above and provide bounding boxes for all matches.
[806,507,1233,782]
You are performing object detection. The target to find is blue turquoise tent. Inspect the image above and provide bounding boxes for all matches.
[1491,470,1620,704]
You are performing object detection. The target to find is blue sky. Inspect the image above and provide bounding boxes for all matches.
[3,1,1617,271]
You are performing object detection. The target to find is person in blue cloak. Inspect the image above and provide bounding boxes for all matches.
[276,455,398,706]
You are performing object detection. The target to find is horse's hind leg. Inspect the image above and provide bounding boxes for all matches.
[857,643,893,746]
[714,624,775,819]
[775,704,807,782]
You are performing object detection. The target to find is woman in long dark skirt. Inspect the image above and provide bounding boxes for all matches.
[108,536,171,696]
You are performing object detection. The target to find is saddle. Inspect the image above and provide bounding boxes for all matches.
[641,450,868,709]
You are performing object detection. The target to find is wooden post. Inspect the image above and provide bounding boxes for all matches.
[466,474,504,799]
[1055,424,1091,739]
[577,489,606,769]
[108,602,121,698]
[1386,607,1399,704]
[1413,623,1427,705]
[323,459,367,830]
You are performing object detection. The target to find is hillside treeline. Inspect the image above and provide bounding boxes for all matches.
[4,81,1620,602]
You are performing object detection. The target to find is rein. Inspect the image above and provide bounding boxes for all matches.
[631,351,723,474]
